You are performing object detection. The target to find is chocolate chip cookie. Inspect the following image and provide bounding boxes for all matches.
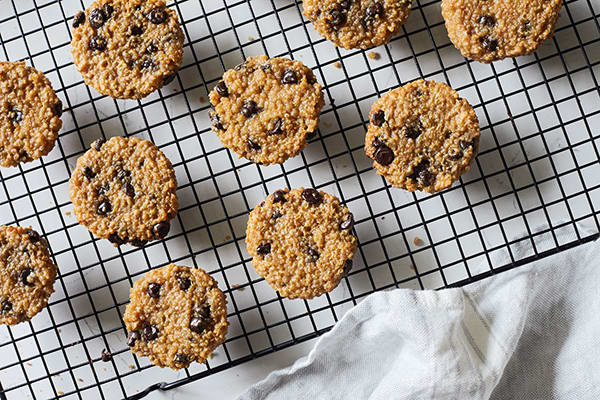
[246,188,357,299]
[123,264,228,369]
[0,62,63,168]
[69,136,178,247]
[364,80,480,193]
[208,56,324,165]
[0,225,58,326]
[302,0,412,50]
[441,0,562,63]
[71,0,184,99]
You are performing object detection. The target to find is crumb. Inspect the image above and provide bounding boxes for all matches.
[381,216,385,220]
[333,61,342,69]
[413,237,423,246]
[26,362,32,366]
[199,96,206,103]
[232,284,245,291]
[77,378,83,383]
[225,235,232,241]
[128,365,135,370]
[103,368,107,371]
[57,329,61,333]
[65,211,71,217]
[367,51,380,60]
[409,264,415,271]
[58,392,64,395]
[323,121,331,127]
[208,353,214,359]
[248,36,255,41]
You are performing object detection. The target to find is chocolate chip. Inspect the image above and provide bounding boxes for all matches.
[89,36,106,51]
[73,11,85,28]
[372,137,384,148]
[174,353,188,364]
[8,107,23,123]
[373,143,394,166]
[307,73,317,85]
[124,182,135,198]
[97,200,112,216]
[26,230,40,243]
[370,110,385,127]
[142,325,159,341]
[92,138,105,151]
[480,36,498,52]
[147,283,161,298]
[153,221,171,239]
[404,121,423,140]
[131,25,143,35]
[19,268,34,286]
[127,331,140,347]
[340,214,354,231]
[247,138,261,151]
[54,100,63,117]
[271,210,282,222]
[306,131,317,141]
[267,118,284,135]
[340,0,352,11]
[329,9,346,28]
[84,167,96,179]
[163,74,176,85]
[140,59,153,70]
[302,188,322,205]
[1,300,12,313]
[257,243,271,255]
[459,140,473,150]
[89,8,107,29]
[103,4,114,18]
[108,233,127,245]
[307,247,320,262]
[190,306,211,334]
[365,3,384,20]
[282,69,298,84]
[479,15,496,27]
[145,44,158,53]
[117,169,131,181]
[148,8,168,24]
[101,349,112,362]
[189,317,206,334]
[177,276,191,290]
[273,190,286,203]
[343,259,353,275]
[130,239,147,247]
[449,150,463,161]
[97,184,110,197]
[216,81,229,97]
[409,159,434,186]
[241,100,259,118]
[519,21,532,37]
[210,110,224,130]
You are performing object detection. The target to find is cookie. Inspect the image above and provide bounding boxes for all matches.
[302,0,411,50]
[246,188,357,299]
[441,0,562,63]
[123,264,228,369]
[69,136,178,247]
[0,62,63,168]
[71,0,184,99]
[208,56,324,165]
[364,80,480,193]
[0,225,58,326]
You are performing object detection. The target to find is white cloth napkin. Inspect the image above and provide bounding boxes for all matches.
[238,231,600,400]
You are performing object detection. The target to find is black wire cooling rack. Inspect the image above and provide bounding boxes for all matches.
[1,0,599,398]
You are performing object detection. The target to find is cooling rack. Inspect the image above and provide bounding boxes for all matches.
[1,0,599,398]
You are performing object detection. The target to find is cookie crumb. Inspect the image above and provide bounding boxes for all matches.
[248,36,255,41]
[225,235,232,241]
[367,51,380,60]
[333,61,342,69]
[413,237,423,246]
[409,264,415,271]
[128,365,135,370]
[58,391,64,395]
[65,211,71,217]
[77,378,84,383]
[199,96,206,103]
[26,362,32,366]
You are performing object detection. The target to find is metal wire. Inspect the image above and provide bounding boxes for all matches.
[0,0,599,398]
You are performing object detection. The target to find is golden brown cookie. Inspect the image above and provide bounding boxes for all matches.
[70,0,184,99]
[208,56,324,165]
[302,0,411,50]
[69,136,178,247]
[123,264,228,369]
[0,62,63,168]
[364,80,480,193]
[441,0,562,63]
[246,188,357,300]
[0,225,58,326]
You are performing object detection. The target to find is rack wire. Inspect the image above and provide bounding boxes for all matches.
[0,0,599,398]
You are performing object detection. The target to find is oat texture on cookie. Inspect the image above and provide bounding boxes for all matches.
[123,264,229,369]
[0,225,58,326]
[364,80,480,193]
[209,56,324,165]
[441,0,562,63]
[71,0,184,99]
[302,0,412,50]
[246,188,357,299]
[69,136,178,247]
[0,62,63,167]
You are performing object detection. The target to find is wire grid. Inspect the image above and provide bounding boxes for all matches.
[0,0,599,398]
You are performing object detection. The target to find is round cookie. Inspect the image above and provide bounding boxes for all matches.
[364,80,480,193]
[302,0,411,50]
[69,136,178,247]
[208,56,324,165]
[71,0,184,99]
[246,188,357,300]
[0,225,58,326]
[441,0,562,63]
[123,264,228,369]
[0,62,63,168]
